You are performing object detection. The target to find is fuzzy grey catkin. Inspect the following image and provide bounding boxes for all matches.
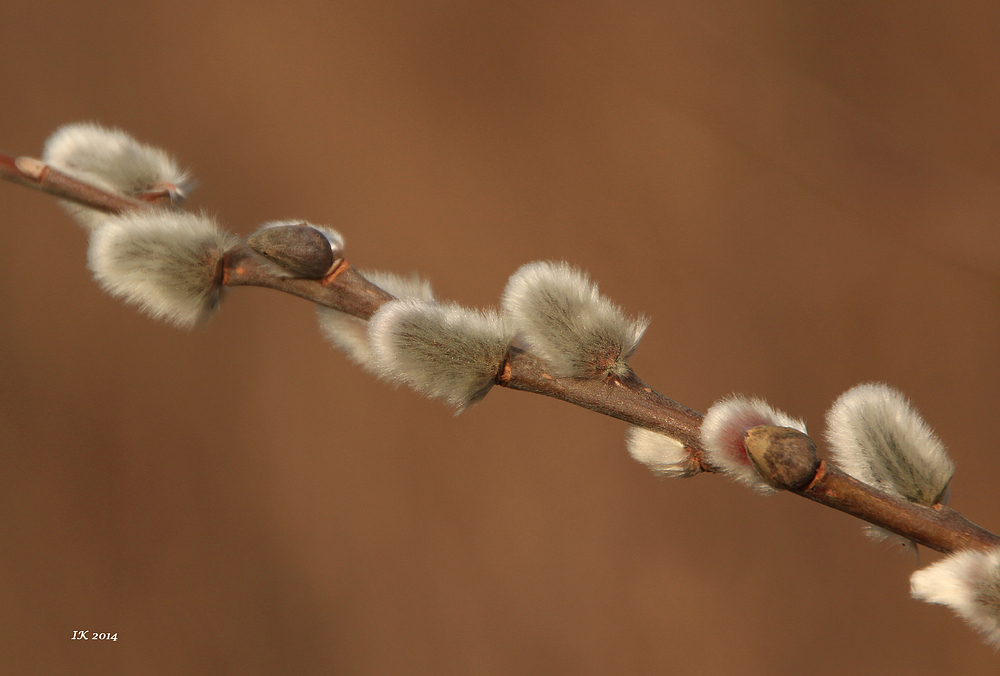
[502,261,649,379]
[42,122,190,229]
[911,546,1000,649]
[825,383,955,549]
[317,271,434,368]
[825,383,954,505]
[626,427,699,478]
[700,395,807,494]
[367,299,514,411]
[87,211,238,328]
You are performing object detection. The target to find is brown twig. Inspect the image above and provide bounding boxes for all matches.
[4,149,998,555]
[1,153,149,213]
[503,358,707,461]
[224,247,396,320]
[745,426,1000,553]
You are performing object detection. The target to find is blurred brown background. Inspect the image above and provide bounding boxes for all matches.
[2,1,999,674]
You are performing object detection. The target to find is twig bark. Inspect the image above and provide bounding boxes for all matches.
[1,154,150,212]
[745,426,1000,553]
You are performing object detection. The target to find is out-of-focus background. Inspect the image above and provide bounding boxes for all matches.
[2,2,999,674]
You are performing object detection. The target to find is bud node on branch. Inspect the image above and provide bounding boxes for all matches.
[744,425,819,491]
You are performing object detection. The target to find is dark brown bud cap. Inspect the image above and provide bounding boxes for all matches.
[744,425,819,491]
[247,223,338,278]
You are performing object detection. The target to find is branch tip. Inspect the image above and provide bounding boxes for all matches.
[14,156,46,180]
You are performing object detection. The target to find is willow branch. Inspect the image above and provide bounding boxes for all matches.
[4,150,997,556]
[1,153,151,212]
[745,426,1000,553]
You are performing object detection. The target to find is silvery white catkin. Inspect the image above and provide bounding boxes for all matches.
[825,383,955,549]
[700,395,807,493]
[626,427,700,477]
[317,271,434,368]
[87,211,238,328]
[42,122,190,230]
[501,261,649,378]
[368,299,514,411]
[911,546,1000,649]
[826,383,954,504]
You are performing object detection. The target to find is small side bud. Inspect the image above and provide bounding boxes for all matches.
[87,211,238,328]
[317,271,434,368]
[826,383,955,549]
[501,261,649,379]
[911,546,1000,649]
[42,122,191,229]
[700,396,807,494]
[247,221,343,278]
[368,299,514,411]
[626,427,700,477]
[743,425,818,491]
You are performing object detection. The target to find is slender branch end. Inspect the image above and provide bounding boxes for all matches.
[14,156,47,180]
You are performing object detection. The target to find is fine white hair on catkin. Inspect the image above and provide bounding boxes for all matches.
[501,261,649,379]
[367,298,514,411]
[87,211,238,328]
[825,383,954,505]
[825,383,955,550]
[700,395,806,494]
[43,122,189,197]
[626,427,700,478]
[911,546,1000,649]
[317,271,434,368]
[42,122,191,230]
